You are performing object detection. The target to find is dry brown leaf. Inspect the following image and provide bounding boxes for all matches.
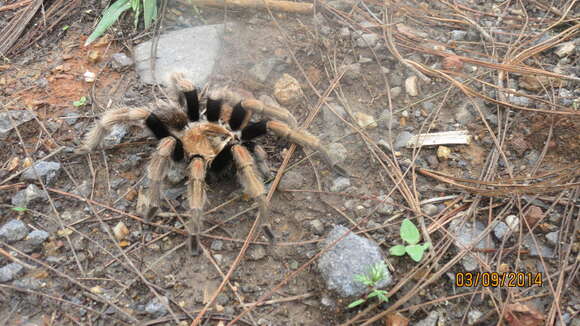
[524,206,543,227]
[504,303,544,326]
[442,55,464,72]
[385,312,409,326]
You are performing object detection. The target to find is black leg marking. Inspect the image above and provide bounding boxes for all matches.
[241,120,268,141]
[145,113,171,139]
[184,90,200,122]
[228,102,246,131]
[172,138,185,161]
[206,98,222,122]
[210,144,233,172]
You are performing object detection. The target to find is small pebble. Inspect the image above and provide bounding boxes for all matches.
[405,76,419,96]
[0,263,24,282]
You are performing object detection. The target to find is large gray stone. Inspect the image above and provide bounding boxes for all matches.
[134,25,225,87]
[318,225,391,297]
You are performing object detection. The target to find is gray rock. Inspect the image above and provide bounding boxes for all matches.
[559,88,573,106]
[390,86,402,99]
[450,220,493,271]
[249,246,267,260]
[340,63,362,80]
[455,102,475,124]
[11,184,47,208]
[111,53,134,69]
[415,311,439,326]
[145,296,169,317]
[450,220,490,250]
[422,204,439,216]
[322,103,347,135]
[327,142,348,166]
[394,131,414,150]
[318,225,391,297]
[103,124,128,146]
[134,25,224,87]
[492,221,514,240]
[0,220,29,243]
[163,185,186,201]
[309,219,325,235]
[376,195,394,215]
[12,277,42,290]
[0,110,36,139]
[210,240,224,251]
[545,231,559,246]
[508,93,531,107]
[450,30,467,41]
[356,33,379,48]
[0,263,24,282]
[62,111,79,125]
[330,177,350,192]
[26,230,49,246]
[279,170,305,190]
[72,180,91,198]
[468,310,483,325]
[522,234,554,258]
[249,58,279,82]
[21,161,61,184]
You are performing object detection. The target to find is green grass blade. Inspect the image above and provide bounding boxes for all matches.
[143,0,157,28]
[85,0,131,46]
[347,299,366,308]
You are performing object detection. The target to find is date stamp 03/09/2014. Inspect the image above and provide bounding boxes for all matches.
[455,272,543,288]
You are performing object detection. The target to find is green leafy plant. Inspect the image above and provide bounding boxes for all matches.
[73,96,88,107]
[389,218,430,262]
[347,262,389,308]
[85,0,158,46]
[11,207,28,212]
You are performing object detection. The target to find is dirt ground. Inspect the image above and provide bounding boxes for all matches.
[0,1,579,325]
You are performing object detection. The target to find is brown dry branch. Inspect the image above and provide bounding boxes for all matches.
[418,166,580,197]
[0,0,42,57]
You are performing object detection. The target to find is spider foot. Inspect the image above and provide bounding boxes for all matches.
[187,234,201,256]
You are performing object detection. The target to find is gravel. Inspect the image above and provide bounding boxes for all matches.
[279,170,306,190]
[145,296,169,317]
[317,225,392,297]
[0,263,25,282]
[0,110,36,139]
[0,220,30,243]
[11,184,47,208]
[330,177,351,192]
[21,161,61,184]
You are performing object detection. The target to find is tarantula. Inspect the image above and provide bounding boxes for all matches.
[76,73,345,255]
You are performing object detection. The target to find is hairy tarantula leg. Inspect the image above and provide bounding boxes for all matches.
[210,89,298,127]
[170,73,200,122]
[75,107,149,154]
[231,145,274,242]
[187,157,207,256]
[136,137,176,220]
[242,120,348,176]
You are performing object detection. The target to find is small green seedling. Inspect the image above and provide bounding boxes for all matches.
[389,219,430,262]
[73,96,87,107]
[85,0,158,46]
[347,262,389,308]
[11,207,28,212]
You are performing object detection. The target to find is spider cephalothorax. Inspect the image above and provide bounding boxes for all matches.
[76,73,346,255]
